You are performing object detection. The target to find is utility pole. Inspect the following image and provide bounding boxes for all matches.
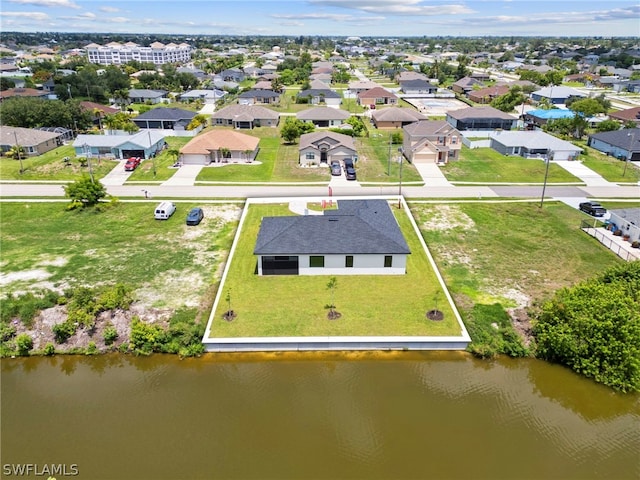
[539,151,552,208]
[148,129,156,177]
[623,129,636,177]
[387,133,392,176]
[397,153,403,209]
[84,144,94,183]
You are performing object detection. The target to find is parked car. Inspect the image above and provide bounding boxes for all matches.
[124,157,141,171]
[330,160,342,176]
[345,167,357,181]
[186,207,204,226]
[343,158,354,169]
[579,201,607,217]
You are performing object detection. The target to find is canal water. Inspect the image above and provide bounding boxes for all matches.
[2,352,639,480]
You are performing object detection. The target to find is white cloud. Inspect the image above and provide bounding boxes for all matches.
[0,11,50,20]
[6,0,80,9]
[310,0,474,16]
[99,6,120,13]
[462,6,640,27]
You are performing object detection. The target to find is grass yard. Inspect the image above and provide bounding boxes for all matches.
[208,202,462,338]
[442,146,582,183]
[0,202,240,311]
[575,141,640,183]
[126,136,192,182]
[356,133,423,183]
[409,201,624,310]
[0,145,119,181]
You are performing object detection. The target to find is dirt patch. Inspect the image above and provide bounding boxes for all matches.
[422,205,476,231]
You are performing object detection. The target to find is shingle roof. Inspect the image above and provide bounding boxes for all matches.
[0,126,62,147]
[403,120,456,136]
[134,107,196,121]
[490,131,582,152]
[254,199,410,255]
[588,128,640,150]
[372,107,426,123]
[357,87,397,99]
[297,89,341,99]
[239,89,281,99]
[211,104,279,121]
[73,130,165,148]
[297,107,350,121]
[128,89,167,99]
[299,131,355,151]
[180,130,259,155]
[447,106,516,120]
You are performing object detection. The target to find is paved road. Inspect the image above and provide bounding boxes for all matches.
[1,182,638,201]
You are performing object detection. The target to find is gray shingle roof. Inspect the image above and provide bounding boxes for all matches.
[589,128,640,150]
[254,199,410,255]
[297,107,350,121]
[134,107,196,121]
[447,106,516,120]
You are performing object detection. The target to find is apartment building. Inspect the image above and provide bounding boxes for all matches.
[86,41,191,65]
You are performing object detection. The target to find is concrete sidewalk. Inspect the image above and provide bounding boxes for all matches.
[99,159,131,186]
[161,165,203,186]
[554,160,614,187]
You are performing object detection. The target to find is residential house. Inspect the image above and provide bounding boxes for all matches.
[79,101,119,127]
[587,128,640,161]
[348,80,381,95]
[211,105,280,129]
[530,86,586,105]
[128,89,168,104]
[357,87,398,107]
[179,129,259,165]
[451,76,484,95]
[132,107,200,135]
[371,107,427,129]
[297,107,350,128]
[180,89,226,104]
[254,199,410,276]
[446,106,517,131]
[396,71,430,83]
[297,88,342,107]
[298,131,356,166]
[523,109,575,129]
[467,85,510,104]
[72,130,165,159]
[608,208,640,243]
[399,79,438,95]
[238,89,281,105]
[489,131,582,161]
[219,68,245,82]
[0,126,64,157]
[402,120,462,164]
[608,106,640,127]
[0,87,48,102]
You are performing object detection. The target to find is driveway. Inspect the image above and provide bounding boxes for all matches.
[100,159,133,186]
[413,162,452,187]
[162,165,203,186]
[554,160,613,187]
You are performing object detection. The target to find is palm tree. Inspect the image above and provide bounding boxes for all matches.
[7,144,26,174]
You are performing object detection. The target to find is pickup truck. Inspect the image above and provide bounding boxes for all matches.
[579,201,607,217]
[124,157,142,171]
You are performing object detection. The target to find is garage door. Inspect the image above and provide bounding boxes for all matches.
[261,256,299,275]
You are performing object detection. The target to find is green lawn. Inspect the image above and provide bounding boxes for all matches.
[126,136,192,182]
[576,141,640,183]
[209,202,462,338]
[442,146,582,183]
[0,201,239,310]
[0,145,119,181]
[356,132,423,183]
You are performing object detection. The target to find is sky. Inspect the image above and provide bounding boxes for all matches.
[1,0,639,38]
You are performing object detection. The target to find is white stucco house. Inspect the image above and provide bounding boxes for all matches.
[298,131,356,166]
[254,199,410,276]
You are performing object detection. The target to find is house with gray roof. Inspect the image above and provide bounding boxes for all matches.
[128,89,168,104]
[297,88,342,107]
[489,131,582,161]
[399,79,438,95]
[446,106,517,131]
[587,128,640,161]
[72,130,165,159]
[0,126,64,157]
[402,120,462,164]
[297,107,350,127]
[211,104,280,129]
[238,89,281,105]
[180,89,226,104]
[530,86,586,105]
[254,199,410,276]
[132,107,199,135]
[608,208,640,243]
[371,107,426,129]
[299,131,356,166]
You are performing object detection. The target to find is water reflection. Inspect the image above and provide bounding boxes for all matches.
[1,353,639,480]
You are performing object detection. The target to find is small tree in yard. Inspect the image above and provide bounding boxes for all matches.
[326,276,340,320]
[64,176,107,209]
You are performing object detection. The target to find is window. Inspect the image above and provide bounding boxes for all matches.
[310,256,324,268]
[345,256,353,268]
[306,153,315,160]
[384,256,393,268]
[451,136,458,144]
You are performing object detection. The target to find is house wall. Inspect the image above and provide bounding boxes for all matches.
[609,212,640,242]
[181,153,210,165]
[299,146,355,166]
[587,138,629,159]
[297,254,407,275]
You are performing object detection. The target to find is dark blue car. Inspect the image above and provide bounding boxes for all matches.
[186,207,204,226]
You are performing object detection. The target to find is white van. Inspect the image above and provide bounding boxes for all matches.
[154,201,176,220]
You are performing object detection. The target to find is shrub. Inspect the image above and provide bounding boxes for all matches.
[43,343,55,356]
[129,317,164,355]
[86,341,98,355]
[15,333,33,356]
[103,324,118,346]
[0,322,17,342]
[52,321,77,343]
